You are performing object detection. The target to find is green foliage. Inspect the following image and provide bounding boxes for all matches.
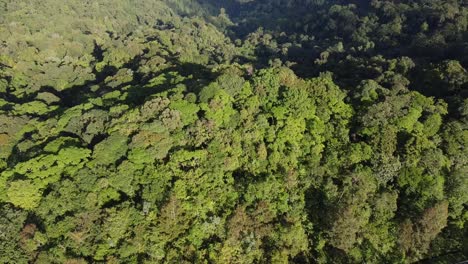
[7,180,43,210]
[0,0,466,263]
[91,133,128,166]
[0,205,28,263]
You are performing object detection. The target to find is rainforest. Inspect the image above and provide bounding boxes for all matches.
[0,0,467,263]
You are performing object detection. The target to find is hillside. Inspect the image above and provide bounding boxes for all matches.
[0,0,466,263]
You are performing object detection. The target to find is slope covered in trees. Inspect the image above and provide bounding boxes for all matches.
[0,0,466,263]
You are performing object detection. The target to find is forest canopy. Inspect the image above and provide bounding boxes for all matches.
[0,0,467,263]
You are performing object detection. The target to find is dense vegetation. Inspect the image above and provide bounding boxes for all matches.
[0,0,466,263]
